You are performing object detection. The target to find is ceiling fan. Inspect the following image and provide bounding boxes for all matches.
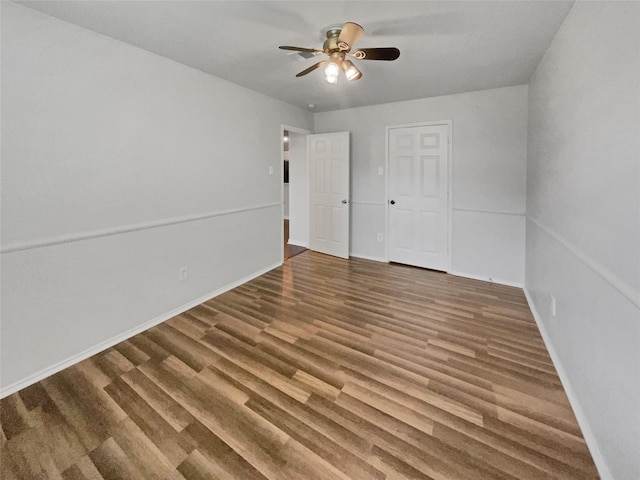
[279,22,400,83]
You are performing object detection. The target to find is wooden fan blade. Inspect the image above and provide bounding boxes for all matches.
[351,47,400,61]
[295,60,327,77]
[279,46,322,54]
[337,22,364,51]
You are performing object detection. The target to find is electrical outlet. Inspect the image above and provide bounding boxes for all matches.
[378,167,384,175]
[268,166,274,175]
[179,266,188,281]
[377,233,383,242]
[551,295,556,316]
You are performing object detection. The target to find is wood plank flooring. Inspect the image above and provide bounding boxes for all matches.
[0,251,598,479]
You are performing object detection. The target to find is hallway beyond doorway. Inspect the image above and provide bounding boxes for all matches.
[284,219,306,260]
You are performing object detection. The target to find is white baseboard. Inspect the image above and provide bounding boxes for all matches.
[287,239,307,248]
[523,288,612,480]
[350,253,387,263]
[0,261,281,398]
[448,270,523,288]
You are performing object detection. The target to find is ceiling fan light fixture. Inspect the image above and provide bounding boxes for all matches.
[325,61,340,77]
[279,21,400,82]
[341,59,362,81]
[324,61,340,83]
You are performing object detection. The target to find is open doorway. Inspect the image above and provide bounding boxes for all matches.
[281,126,310,261]
[283,220,305,259]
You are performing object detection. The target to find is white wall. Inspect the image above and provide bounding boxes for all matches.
[314,85,527,285]
[0,2,313,395]
[287,131,309,247]
[526,2,640,478]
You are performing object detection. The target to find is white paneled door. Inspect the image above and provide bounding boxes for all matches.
[388,124,450,271]
[308,132,350,259]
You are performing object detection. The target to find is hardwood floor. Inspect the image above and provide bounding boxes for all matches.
[0,252,598,479]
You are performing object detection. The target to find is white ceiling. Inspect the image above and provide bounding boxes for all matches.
[16,1,574,112]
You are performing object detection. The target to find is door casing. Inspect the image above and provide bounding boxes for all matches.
[280,124,311,265]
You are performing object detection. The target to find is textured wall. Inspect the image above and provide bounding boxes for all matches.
[526,2,640,478]
[0,3,313,393]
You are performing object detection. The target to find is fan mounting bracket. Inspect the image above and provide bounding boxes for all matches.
[320,23,344,40]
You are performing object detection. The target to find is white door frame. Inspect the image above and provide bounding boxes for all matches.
[281,124,311,265]
[384,121,453,271]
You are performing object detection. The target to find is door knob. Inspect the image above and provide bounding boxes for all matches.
[390,200,396,205]
[341,199,348,204]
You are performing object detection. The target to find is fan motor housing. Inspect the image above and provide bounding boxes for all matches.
[323,28,341,52]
